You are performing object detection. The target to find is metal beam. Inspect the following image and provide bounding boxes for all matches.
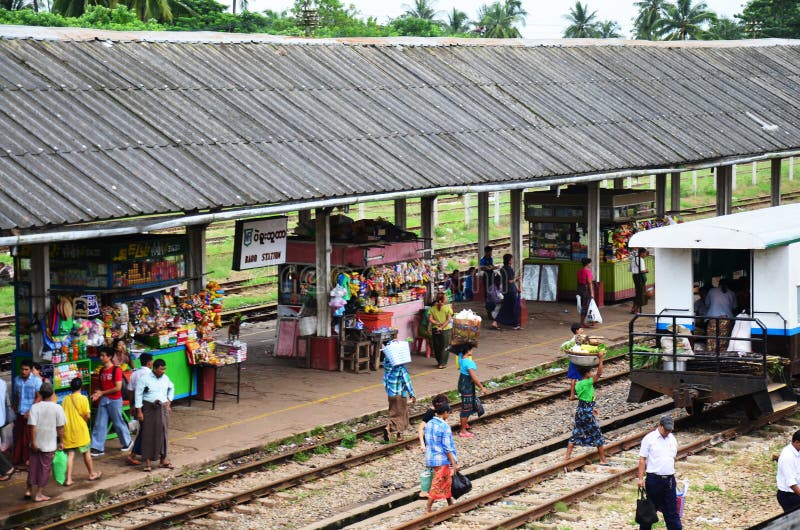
[716,165,733,216]
[655,174,667,216]
[186,224,208,294]
[587,182,600,280]
[315,208,332,337]
[478,192,489,262]
[771,159,782,207]
[670,172,681,212]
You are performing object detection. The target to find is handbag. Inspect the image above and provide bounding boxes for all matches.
[451,471,472,499]
[635,487,659,525]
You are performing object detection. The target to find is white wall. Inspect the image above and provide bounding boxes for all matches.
[753,245,799,333]
[653,248,694,328]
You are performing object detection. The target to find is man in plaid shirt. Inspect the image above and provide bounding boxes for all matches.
[423,399,458,513]
[382,360,416,441]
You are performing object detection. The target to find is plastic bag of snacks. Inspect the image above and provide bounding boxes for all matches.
[451,309,481,346]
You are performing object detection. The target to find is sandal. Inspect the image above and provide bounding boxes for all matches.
[142,466,152,472]
[89,472,103,481]
[160,462,175,469]
[0,470,15,482]
[437,365,446,369]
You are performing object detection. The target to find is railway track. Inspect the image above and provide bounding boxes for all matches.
[26,356,633,530]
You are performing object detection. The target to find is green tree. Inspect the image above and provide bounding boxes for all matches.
[476,0,527,38]
[659,0,716,40]
[700,15,744,39]
[391,15,442,36]
[444,7,470,34]
[563,1,599,38]
[0,0,33,9]
[403,0,436,20]
[633,0,665,39]
[597,20,623,38]
[126,0,174,23]
[737,0,800,38]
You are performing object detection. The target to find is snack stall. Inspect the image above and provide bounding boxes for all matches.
[11,235,230,409]
[274,218,436,369]
[524,187,665,302]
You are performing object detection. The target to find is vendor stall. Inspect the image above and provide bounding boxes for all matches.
[524,187,669,302]
[10,235,229,436]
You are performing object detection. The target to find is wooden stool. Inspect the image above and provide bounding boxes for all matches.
[412,337,431,358]
[340,340,371,373]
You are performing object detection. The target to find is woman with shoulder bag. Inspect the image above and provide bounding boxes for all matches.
[428,292,454,369]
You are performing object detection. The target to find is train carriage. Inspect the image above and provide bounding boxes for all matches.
[626,204,800,417]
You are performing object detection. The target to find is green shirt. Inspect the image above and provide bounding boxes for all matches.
[575,377,595,402]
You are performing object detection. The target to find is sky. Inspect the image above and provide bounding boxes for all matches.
[241,0,748,39]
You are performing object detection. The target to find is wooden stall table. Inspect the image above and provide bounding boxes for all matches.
[188,361,242,410]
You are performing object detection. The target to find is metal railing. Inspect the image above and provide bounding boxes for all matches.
[629,312,769,375]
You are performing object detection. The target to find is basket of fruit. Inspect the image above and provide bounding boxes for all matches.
[561,340,606,367]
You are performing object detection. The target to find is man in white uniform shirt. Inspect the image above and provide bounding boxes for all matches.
[134,359,175,472]
[776,430,800,513]
[637,415,682,530]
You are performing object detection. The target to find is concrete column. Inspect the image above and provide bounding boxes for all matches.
[716,165,733,216]
[493,192,501,226]
[626,176,632,189]
[731,164,737,191]
[30,244,50,361]
[510,189,523,281]
[478,192,489,260]
[186,224,208,294]
[587,181,600,279]
[298,209,311,226]
[692,170,697,195]
[752,162,758,185]
[790,157,795,181]
[315,208,332,337]
[712,167,716,190]
[670,172,681,213]
[771,158,782,207]
[655,174,667,217]
[432,198,439,227]
[649,175,655,189]
[614,178,624,189]
[394,198,407,230]
[421,197,435,259]
[463,194,471,226]
[358,203,364,219]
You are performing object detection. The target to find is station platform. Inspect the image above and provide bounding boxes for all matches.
[0,298,640,526]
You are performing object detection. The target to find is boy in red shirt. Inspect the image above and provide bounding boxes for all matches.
[90,349,132,457]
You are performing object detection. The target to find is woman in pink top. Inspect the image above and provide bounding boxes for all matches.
[577,258,595,328]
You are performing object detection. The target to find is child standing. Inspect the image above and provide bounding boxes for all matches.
[62,378,101,485]
[565,323,585,400]
[563,351,608,465]
[455,342,486,438]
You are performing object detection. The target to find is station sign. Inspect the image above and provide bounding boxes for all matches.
[232,216,288,270]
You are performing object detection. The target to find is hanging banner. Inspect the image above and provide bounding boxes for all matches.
[232,216,288,270]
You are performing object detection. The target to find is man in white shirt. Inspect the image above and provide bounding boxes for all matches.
[26,382,66,502]
[135,359,175,471]
[126,353,153,466]
[637,415,682,530]
[776,430,800,513]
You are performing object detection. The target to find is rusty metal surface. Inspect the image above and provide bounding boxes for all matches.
[2,29,800,232]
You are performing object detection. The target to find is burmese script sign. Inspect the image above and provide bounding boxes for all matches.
[232,216,288,270]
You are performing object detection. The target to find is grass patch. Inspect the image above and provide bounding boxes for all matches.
[312,445,332,455]
[292,451,310,463]
[309,426,325,437]
[362,433,377,443]
[554,501,569,512]
[340,433,358,449]
[357,470,376,478]
[703,483,722,492]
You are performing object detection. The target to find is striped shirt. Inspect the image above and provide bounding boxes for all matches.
[382,363,415,398]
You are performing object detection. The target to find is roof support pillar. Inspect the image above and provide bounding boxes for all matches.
[298,209,311,226]
[510,189,523,283]
[315,208,332,337]
[393,199,407,231]
[771,159,782,207]
[421,197,435,303]
[716,165,733,216]
[587,181,600,280]
[655,174,667,217]
[613,178,624,189]
[186,224,208,294]
[478,192,489,262]
[30,244,50,362]
[670,172,681,213]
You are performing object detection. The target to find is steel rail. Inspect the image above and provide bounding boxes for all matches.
[30,358,629,530]
[393,405,797,530]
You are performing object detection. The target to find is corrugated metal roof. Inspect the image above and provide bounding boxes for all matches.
[2,27,800,233]
[629,204,800,249]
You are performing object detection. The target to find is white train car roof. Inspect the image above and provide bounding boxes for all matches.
[629,204,800,250]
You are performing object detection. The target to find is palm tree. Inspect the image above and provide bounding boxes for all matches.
[701,15,744,40]
[231,0,248,14]
[403,0,437,20]
[445,7,471,34]
[477,0,527,38]
[127,0,174,21]
[659,0,716,40]
[563,1,599,38]
[633,0,665,39]
[597,20,623,38]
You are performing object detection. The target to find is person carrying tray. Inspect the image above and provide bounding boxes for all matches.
[563,350,608,466]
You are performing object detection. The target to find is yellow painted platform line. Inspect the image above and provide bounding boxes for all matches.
[176,320,631,440]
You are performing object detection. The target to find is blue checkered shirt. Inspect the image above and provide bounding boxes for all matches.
[424,416,457,467]
[382,362,415,398]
